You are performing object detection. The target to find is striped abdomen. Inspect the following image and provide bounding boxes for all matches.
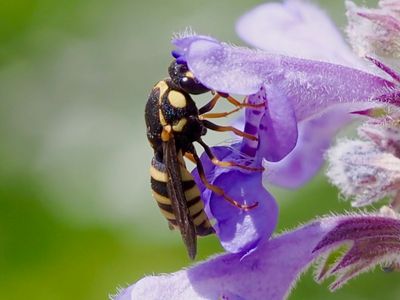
[150,157,214,236]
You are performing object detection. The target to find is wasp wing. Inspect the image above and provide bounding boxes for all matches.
[163,136,197,259]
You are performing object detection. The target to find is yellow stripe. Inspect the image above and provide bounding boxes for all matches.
[189,201,204,216]
[150,165,168,182]
[152,191,171,205]
[159,110,167,126]
[185,185,200,201]
[155,81,169,104]
[198,219,212,229]
[160,208,176,220]
[193,212,207,226]
[172,118,187,132]
[205,220,212,227]
[180,166,194,182]
[201,220,212,228]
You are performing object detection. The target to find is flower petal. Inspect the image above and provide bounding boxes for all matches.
[176,36,394,118]
[113,285,134,300]
[119,220,329,300]
[264,107,353,188]
[236,0,363,69]
[192,146,279,253]
[256,84,298,162]
[209,170,278,253]
[115,214,400,300]
[313,214,400,290]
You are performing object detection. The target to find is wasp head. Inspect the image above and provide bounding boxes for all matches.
[168,60,210,95]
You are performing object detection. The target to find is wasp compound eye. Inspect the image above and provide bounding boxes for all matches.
[168,60,210,95]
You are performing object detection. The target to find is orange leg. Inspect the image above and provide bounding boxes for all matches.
[191,149,258,211]
[197,139,263,171]
[184,152,196,164]
[202,120,258,141]
[199,94,222,115]
[200,107,241,119]
[224,95,264,109]
[199,93,264,116]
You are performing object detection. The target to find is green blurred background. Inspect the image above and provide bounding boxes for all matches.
[1,0,399,299]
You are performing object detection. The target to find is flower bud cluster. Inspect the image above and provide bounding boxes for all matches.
[346,0,400,61]
[327,115,400,207]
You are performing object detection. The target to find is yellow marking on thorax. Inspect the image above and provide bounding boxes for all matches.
[168,90,187,108]
[155,81,169,104]
[160,209,176,220]
[189,201,204,216]
[172,118,187,132]
[159,110,167,126]
[185,185,201,201]
[152,191,171,205]
[150,165,168,182]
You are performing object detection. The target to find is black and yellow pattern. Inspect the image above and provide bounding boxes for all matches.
[145,60,259,259]
[145,70,215,259]
[150,156,214,236]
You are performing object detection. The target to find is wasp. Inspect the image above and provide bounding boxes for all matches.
[145,60,262,259]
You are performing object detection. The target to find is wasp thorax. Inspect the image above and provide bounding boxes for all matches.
[168,60,210,95]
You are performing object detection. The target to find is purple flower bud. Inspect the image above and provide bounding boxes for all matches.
[326,138,400,206]
[359,117,400,156]
[346,0,400,59]
[314,214,400,290]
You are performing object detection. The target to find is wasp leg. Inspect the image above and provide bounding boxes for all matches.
[199,94,264,116]
[223,94,264,109]
[201,119,258,141]
[200,107,241,119]
[190,148,258,211]
[197,139,263,171]
[184,152,196,164]
[198,94,221,115]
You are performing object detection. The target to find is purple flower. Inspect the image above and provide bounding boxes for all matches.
[236,0,367,68]
[172,1,397,253]
[113,214,400,300]
[114,1,400,299]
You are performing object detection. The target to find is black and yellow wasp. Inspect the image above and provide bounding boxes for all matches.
[145,60,261,259]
